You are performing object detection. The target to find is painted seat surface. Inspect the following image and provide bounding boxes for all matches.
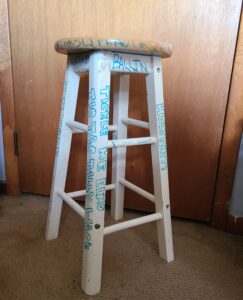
[55,37,172,58]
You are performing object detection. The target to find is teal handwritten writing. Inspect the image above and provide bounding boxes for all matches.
[83,207,93,249]
[156,103,167,171]
[100,86,110,136]
[88,88,97,154]
[112,53,148,73]
[56,79,68,157]
[86,158,95,202]
[96,178,106,211]
[97,147,107,173]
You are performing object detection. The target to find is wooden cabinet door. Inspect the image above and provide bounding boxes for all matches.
[9,0,242,221]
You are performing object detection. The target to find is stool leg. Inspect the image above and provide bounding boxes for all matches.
[82,52,111,295]
[45,58,80,240]
[111,74,129,220]
[146,56,174,262]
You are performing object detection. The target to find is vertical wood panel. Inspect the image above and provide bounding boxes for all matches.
[0,0,19,195]
[8,0,242,220]
[212,12,243,234]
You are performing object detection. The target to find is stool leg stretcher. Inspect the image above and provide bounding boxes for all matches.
[45,50,174,296]
[119,178,155,203]
[66,120,117,133]
[67,183,115,198]
[104,212,162,235]
[121,117,150,130]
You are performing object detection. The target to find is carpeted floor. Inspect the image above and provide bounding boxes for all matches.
[0,194,243,300]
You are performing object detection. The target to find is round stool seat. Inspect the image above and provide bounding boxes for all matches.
[55,37,172,58]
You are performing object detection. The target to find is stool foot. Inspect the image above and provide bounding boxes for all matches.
[45,192,63,240]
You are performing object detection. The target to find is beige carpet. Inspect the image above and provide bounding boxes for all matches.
[0,194,243,300]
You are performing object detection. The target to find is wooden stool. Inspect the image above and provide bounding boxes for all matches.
[45,37,174,295]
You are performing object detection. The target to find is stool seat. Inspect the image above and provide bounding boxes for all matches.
[55,36,173,58]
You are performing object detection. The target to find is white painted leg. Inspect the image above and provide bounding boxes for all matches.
[81,51,111,295]
[45,57,80,241]
[146,56,174,262]
[111,74,129,220]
